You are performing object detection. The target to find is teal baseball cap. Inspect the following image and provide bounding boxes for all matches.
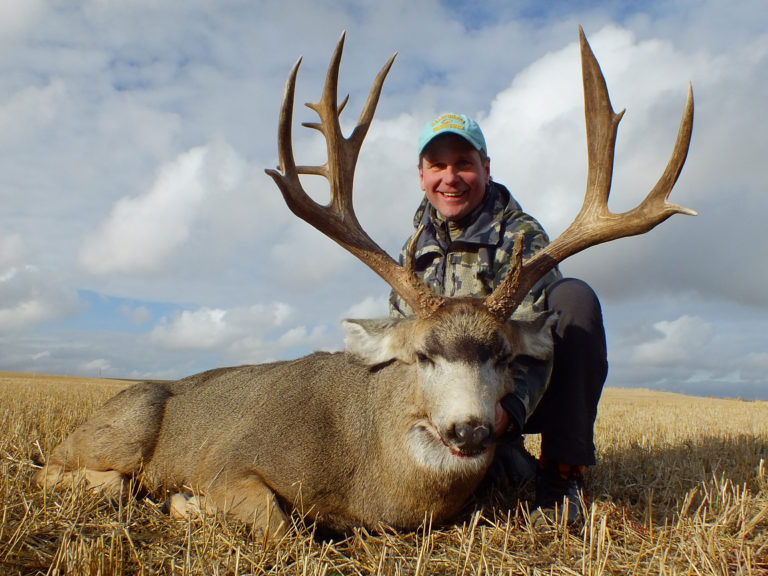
[418,113,487,156]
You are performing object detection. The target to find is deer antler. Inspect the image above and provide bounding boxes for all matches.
[265,32,445,317]
[484,27,696,320]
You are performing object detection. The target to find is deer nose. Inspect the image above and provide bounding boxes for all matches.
[451,421,493,454]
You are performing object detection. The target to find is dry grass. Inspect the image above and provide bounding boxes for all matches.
[1,372,766,575]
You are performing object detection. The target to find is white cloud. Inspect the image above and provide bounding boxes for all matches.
[342,295,390,319]
[631,315,714,366]
[150,302,299,351]
[482,25,706,236]
[78,140,246,275]
[150,307,229,349]
[146,300,341,367]
[0,236,81,334]
[271,302,294,326]
[277,325,308,347]
[277,324,332,351]
[120,304,152,325]
[80,358,111,376]
[0,265,81,333]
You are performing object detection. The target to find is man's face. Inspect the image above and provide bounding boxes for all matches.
[419,134,491,221]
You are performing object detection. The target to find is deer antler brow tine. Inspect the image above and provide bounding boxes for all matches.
[483,235,523,318]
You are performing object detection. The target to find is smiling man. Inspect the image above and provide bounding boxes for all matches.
[390,113,609,525]
[418,114,489,221]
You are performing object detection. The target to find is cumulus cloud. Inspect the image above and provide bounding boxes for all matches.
[0,236,80,334]
[342,295,390,319]
[79,140,246,275]
[80,358,111,377]
[147,300,341,365]
[151,302,296,349]
[631,315,714,366]
[277,325,328,348]
[0,265,81,333]
[120,304,152,325]
[482,25,703,235]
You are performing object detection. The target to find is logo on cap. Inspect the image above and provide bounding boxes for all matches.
[431,114,467,134]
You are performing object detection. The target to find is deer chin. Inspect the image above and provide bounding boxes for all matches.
[407,420,493,476]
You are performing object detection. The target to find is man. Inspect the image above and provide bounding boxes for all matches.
[389,113,608,524]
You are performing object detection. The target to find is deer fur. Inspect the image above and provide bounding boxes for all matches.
[36,302,555,537]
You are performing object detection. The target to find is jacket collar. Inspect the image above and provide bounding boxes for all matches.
[413,181,520,250]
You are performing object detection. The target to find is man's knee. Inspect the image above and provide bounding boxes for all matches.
[546,278,604,336]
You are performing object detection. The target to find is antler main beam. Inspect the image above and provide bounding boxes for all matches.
[484,27,696,319]
[265,33,444,317]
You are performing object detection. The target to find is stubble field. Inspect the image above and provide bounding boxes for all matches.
[1,371,766,575]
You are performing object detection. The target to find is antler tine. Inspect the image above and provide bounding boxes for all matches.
[485,27,696,320]
[265,34,444,318]
[644,82,696,216]
[348,47,396,154]
[301,32,397,217]
[271,57,302,182]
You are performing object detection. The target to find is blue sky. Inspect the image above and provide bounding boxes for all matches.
[1,0,767,400]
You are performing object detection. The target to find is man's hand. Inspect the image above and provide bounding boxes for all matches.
[483,398,536,489]
[495,402,510,438]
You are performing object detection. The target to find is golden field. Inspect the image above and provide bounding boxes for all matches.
[1,371,766,575]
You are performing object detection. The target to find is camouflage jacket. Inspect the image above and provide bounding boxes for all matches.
[389,181,562,317]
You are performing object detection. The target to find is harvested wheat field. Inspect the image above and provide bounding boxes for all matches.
[1,371,766,575]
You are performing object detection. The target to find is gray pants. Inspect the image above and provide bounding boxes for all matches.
[523,278,608,465]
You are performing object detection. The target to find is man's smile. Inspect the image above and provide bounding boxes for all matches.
[437,189,466,198]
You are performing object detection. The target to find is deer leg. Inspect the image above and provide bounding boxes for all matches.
[36,381,172,498]
[36,465,129,500]
[198,475,289,539]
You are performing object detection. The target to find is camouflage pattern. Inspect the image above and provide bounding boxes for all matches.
[389,181,562,317]
[388,181,561,428]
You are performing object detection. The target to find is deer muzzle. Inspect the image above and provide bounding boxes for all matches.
[442,420,494,457]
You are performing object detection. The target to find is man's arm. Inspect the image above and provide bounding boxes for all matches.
[493,210,563,308]
[389,239,413,318]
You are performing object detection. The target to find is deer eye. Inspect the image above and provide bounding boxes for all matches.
[416,353,434,367]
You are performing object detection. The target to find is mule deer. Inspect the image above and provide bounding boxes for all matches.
[36,29,695,538]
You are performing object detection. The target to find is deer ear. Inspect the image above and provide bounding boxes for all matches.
[507,310,557,361]
[343,318,415,366]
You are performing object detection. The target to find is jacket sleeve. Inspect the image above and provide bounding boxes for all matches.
[493,209,562,308]
[388,239,413,318]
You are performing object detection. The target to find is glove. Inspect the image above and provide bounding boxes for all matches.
[498,394,526,438]
[483,395,534,489]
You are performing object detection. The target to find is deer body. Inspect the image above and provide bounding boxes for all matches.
[38,303,555,535]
